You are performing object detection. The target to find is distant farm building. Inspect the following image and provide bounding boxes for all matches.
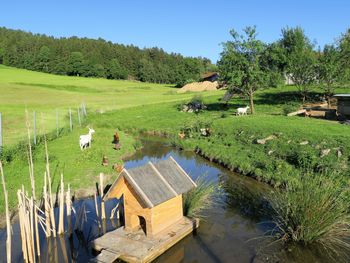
[334,94,350,118]
[104,156,197,237]
[201,72,219,82]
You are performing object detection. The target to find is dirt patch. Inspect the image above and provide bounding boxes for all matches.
[178,81,219,93]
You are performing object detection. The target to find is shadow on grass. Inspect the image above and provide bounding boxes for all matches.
[255,91,323,105]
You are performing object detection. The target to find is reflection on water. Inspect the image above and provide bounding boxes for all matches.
[0,136,348,262]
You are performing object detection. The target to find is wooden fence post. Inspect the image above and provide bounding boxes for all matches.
[78,108,81,126]
[56,110,59,138]
[100,173,106,220]
[33,111,37,145]
[58,174,65,235]
[1,161,11,263]
[69,108,72,132]
[0,112,2,153]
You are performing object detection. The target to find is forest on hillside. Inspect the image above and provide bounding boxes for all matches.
[0,27,214,85]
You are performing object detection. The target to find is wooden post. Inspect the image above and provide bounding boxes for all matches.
[94,192,99,217]
[44,172,51,237]
[17,190,28,262]
[0,161,11,263]
[69,108,72,132]
[29,197,36,263]
[33,111,36,145]
[44,139,56,237]
[56,109,59,137]
[0,112,3,153]
[25,110,36,199]
[100,173,106,220]
[66,184,71,217]
[58,174,64,235]
[77,108,81,126]
[66,184,72,236]
[34,206,40,256]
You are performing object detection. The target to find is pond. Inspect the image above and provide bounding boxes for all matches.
[0,136,344,262]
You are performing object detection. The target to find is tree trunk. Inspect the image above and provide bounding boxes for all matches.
[249,91,254,115]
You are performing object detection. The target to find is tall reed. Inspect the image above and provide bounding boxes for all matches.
[183,175,218,218]
[268,172,350,256]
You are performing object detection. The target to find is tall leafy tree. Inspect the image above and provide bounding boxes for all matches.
[280,27,317,103]
[107,59,127,79]
[67,51,85,76]
[36,45,50,72]
[218,26,267,114]
[339,28,350,80]
[318,45,342,107]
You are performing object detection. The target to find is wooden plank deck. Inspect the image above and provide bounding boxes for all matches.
[90,217,199,263]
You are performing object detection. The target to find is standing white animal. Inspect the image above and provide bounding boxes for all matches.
[79,128,95,150]
[237,106,250,116]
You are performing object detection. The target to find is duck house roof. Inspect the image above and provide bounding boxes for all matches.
[105,156,197,208]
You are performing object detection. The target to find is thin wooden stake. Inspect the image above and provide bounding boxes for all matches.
[100,173,106,220]
[0,161,11,263]
[17,190,28,262]
[34,206,40,256]
[94,192,99,218]
[77,108,81,126]
[58,174,64,235]
[66,184,71,217]
[44,172,51,237]
[25,110,36,199]
[44,139,56,237]
[66,184,72,236]
[30,197,36,263]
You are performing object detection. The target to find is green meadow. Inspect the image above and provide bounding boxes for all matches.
[0,65,220,145]
[1,65,350,248]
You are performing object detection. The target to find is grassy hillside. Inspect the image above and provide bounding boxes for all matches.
[0,65,221,145]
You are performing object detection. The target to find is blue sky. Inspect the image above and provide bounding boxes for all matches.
[1,0,349,62]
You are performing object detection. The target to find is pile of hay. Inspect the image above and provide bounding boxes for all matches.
[178,81,219,93]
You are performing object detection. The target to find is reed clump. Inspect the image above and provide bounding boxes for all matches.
[183,175,218,218]
[268,171,350,255]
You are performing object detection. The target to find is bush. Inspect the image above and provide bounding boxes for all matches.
[282,102,300,115]
[189,94,204,105]
[268,171,350,255]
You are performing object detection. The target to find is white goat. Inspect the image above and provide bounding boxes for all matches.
[79,128,95,150]
[237,106,250,116]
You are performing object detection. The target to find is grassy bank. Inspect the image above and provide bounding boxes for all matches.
[89,89,350,187]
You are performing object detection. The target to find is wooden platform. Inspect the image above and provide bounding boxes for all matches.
[90,217,199,263]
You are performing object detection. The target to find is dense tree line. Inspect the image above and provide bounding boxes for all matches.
[218,26,350,112]
[0,27,214,85]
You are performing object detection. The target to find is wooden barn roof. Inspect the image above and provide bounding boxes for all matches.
[105,156,196,208]
[201,71,218,79]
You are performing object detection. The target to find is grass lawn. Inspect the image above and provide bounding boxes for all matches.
[0,65,221,145]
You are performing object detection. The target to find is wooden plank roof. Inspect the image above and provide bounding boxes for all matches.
[105,156,196,208]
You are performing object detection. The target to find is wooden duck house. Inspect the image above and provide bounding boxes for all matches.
[104,156,197,238]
